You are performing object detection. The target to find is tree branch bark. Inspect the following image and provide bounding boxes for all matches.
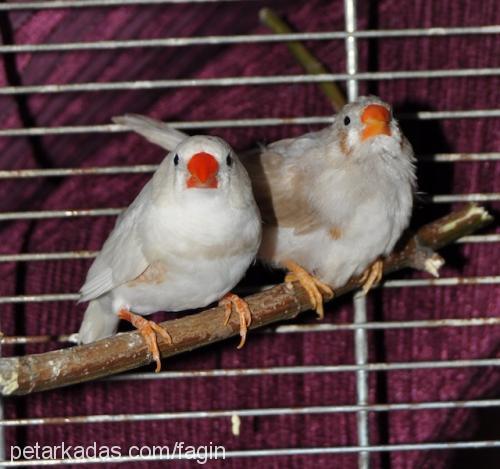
[0,204,492,396]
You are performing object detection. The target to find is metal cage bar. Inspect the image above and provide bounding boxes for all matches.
[344,2,372,467]
[1,70,499,95]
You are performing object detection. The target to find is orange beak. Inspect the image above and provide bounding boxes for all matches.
[361,104,391,141]
[187,152,219,189]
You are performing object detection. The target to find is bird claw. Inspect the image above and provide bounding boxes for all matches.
[359,259,384,294]
[118,308,172,373]
[284,260,333,320]
[219,293,252,349]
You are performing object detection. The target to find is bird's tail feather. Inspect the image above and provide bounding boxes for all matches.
[112,114,188,151]
[78,299,119,344]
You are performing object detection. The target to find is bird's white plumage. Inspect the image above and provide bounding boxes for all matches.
[113,114,186,150]
[78,126,261,343]
[79,185,150,302]
[243,95,416,288]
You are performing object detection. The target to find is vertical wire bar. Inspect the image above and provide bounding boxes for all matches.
[0,401,4,468]
[344,0,359,101]
[354,292,370,469]
[0,344,5,467]
[0,252,4,464]
[345,1,370,468]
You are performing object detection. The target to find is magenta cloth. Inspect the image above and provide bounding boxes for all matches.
[0,0,499,467]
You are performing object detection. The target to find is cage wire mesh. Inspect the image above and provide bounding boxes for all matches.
[0,0,498,467]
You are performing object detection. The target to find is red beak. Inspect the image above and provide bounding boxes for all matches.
[187,152,219,189]
[361,104,391,141]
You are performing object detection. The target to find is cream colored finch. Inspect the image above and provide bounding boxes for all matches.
[243,95,416,317]
[78,115,261,371]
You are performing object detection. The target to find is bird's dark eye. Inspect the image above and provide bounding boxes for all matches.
[173,154,179,166]
[226,154,232,166]
[344,116,351,126]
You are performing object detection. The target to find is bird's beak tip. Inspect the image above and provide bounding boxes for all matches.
[187,152,219,189]
[361,104,391,141]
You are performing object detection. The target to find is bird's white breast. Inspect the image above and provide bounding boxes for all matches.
[265,147,413,288]
[111,190,261,314]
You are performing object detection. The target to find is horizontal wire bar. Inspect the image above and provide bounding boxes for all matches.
[0,0,249,10]
[0,165,157,178]
[1,70,499,95]
[1,153,498,179]
[0,293,79,303]
[403,109,500,119]
[2,317,499,345]
[0,251,95,263]
[0,334,76,345]
[0,119,332,137]
[3,399,500,426]
[0,193,496,222]
[2,26,499,53]
[0,251,97,262]
[273,317,500,333]
[0,277,497,303]
[420,152,500,162]
[432,193,500,203]
[0,234,496,264]
[455,234,500,243]
[0,208,123,221]
[2,317,500,345]
[225,441,500,458]
[1,108,498,138]
[2,441,499,465]
[107,358,500,383]
[383,276,500,288]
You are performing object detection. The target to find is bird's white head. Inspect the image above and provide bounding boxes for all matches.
[113,114,257,207]
[167,135,238,192]
[333,96,405,160]
[152,134,255,210]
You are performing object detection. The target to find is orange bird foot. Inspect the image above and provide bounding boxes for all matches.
[219,293,252,349]
[118,308,172,372]
[284,260,334,320]
[359,259,384,294]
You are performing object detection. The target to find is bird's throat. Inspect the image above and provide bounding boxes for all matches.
[186,175,218,189]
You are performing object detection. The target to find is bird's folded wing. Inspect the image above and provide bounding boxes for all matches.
[243,135,326,234]
[267,128,329,157]
[113,114,188,151]
[79,183,152,302]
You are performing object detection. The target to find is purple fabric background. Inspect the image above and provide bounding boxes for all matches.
[0,0,499,467]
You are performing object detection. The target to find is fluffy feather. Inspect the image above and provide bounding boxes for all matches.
[242,95,416,288]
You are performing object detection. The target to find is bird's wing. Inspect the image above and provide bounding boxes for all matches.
[243,134,327,234]
[79,183,152,302]
[267,127,330,158]
[113,114,188,151]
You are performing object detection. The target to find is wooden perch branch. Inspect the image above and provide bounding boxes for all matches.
[0,204,492,396]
